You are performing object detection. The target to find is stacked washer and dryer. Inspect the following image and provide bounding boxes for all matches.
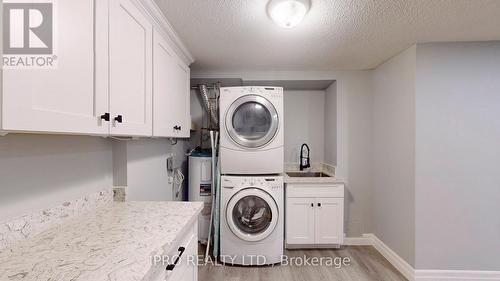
[219,86,284,266]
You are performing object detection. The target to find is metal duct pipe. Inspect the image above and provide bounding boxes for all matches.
[198,84,218,127]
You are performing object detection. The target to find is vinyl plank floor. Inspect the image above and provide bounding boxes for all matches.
[198,245,408,281]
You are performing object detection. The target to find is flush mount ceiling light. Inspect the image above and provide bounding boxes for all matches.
[267,0,311,28]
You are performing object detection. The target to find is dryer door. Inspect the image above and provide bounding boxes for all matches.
[226,188,279,242]
[225,95,279,148]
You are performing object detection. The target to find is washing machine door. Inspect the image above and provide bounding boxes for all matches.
[225,95,279,148]
[226,188,279,242]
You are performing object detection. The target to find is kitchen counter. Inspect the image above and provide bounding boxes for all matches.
[0,201,203,281]
[283,162,345,184]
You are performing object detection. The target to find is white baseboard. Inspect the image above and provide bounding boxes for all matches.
[343,236,373,246]
[348,234,500,281]
[363,233,415,281]
[415,270,500,281]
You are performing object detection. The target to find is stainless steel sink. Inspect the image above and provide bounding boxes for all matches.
[286,172,331,178]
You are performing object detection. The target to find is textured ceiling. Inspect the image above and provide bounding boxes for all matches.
[155,0,500,71]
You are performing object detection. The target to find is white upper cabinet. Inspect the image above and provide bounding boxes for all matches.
[109,0,153,137]
[1,0,108,135]
[176,60,191,138]
[153,30,190,138]
[1,0,193,137]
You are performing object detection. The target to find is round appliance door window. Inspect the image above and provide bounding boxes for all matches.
[226,188,279,242]
[226,95,279,148]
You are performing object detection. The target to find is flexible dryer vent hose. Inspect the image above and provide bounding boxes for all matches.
[198,84,218,127]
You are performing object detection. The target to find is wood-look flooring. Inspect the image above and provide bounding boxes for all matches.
[198,245,407,281]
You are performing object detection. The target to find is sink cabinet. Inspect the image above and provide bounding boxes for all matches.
[285,183,344,248]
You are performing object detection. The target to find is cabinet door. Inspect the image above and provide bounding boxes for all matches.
[175,61,190,138]
[152,30,190,138]
[109,0,152,136]
[2,0,108,135]
[165,224,197,281]
[286,197,315,245]
[315,198,344,244]
[178,234,197,281]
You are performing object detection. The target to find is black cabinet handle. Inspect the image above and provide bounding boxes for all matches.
[311,203,314,207]
[100,113,110,121]
[114,115,123,123]
[166,246,186,271]
[318,203,322,207]
[173,125,181,131]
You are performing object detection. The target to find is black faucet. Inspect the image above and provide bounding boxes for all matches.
[299,143,311,171]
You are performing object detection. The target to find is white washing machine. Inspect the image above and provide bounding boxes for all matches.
[220,175,284,266]
[220,87,284,175]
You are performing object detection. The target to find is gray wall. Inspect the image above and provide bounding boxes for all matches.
[284,90,325,164]
[0,134,112,221]
[370,42,500,271]
[112,139,189,202]
[415,42,500,271]
[125,139,188,201]
[0,133,189,223]
[324,82,337,165]
[372,46,416,266]
[335,72,373,237]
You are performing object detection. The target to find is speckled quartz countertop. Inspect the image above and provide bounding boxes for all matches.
[0,201,203,281]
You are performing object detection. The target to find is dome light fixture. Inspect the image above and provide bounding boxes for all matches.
[267,0,311,28]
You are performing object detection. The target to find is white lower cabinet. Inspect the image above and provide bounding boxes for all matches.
[285,184,344,248]
[166,234,197,281]
[150,223,198,281]
[314,197,344,244]
[286,197,316,244]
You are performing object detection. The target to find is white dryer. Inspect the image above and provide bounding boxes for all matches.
[220,86,284,175]
[220,175,284,265]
